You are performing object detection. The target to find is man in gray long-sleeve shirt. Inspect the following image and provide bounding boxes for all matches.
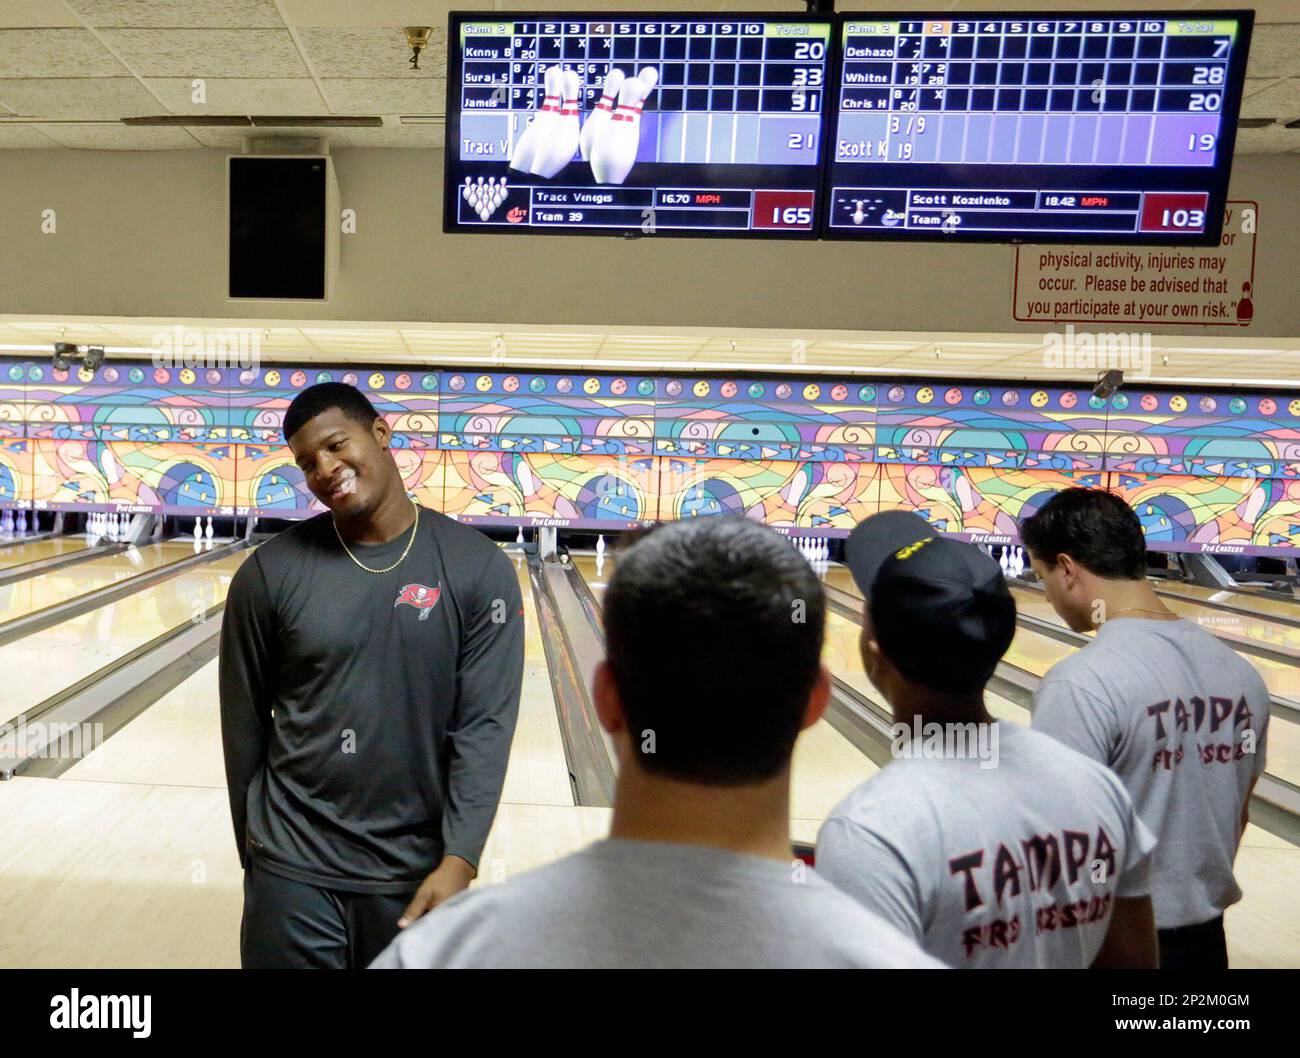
[219,382,524,968]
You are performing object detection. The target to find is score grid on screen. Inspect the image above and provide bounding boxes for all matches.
[445,14,833,237]
[825,13,1251,243]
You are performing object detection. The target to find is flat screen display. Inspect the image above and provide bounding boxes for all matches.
[823,12,1252,244]
[444,12,834,238]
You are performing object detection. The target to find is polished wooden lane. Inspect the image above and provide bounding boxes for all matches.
[0,540,203,623]
[0,536,91,570]
[0,550,249,728]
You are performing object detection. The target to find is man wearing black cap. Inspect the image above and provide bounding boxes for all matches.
[816,510,1159,968]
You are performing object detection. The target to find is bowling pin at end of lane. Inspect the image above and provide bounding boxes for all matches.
[589,66,658,187]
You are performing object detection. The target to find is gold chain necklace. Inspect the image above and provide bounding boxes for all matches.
[1109,606,1177,620]
[332,501,419,574]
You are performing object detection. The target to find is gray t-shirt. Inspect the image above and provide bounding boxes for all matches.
[818,723,1154,968]
[1032,617,1270,930]
[370,837,943,969]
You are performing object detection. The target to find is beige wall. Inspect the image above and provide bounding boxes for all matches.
[1,147,1296,336]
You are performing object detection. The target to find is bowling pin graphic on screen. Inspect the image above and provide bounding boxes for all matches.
[509,65,562,175]
[580,68,625,161]
[590,67,658,186]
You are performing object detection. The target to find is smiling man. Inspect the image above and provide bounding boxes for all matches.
[219,382,524,968]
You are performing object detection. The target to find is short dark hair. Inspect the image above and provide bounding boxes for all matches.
[283,382,380,442]
[1020,487,1146,580]
[603,516,825,786]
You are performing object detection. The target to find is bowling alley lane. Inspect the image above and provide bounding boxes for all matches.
[1158,579,1300,627]
[0,536,91,570]
[0,539,204,623]
[1009,582,1300,703]
[821,564,1300,789]
[0,550,249,728]
[570,553,877,840]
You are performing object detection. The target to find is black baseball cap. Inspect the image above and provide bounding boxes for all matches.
[845,511,1017,694]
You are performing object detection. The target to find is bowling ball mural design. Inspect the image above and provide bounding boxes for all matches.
[318,370,335,384]
[1088,395,1106,410]
[973,389,991,405]
[719,381,737,398]
[530,377,547,393]
[253,469,302,510]
[1140,394,1158,411]
[342,372,359,387]
[264,370,280,387]
[368,372,387,390]
[748,383,765,399]
[291,370,308,388]
[583,378,601,395]
[858,385,876,403]
[803,384,821,401]
[1001,390,1020,406]
[677,478,740,519]
[476,375,493,392]
[1059,392,1077,409]
[693,381,710,398]
[239,369,257,385]
[887,386,905,403]
[775,383,792,400]
[153,368,171,384]
[1030,390,1048,408]
[394,373,411,390]
[916,387,934,404]
[179,368,196,385]
[665,380,683,397]
[1111,393,1129,410]
[158,461,219,509]
[448,375,466,391]
[944,387,962,405]
[206,369,222,385]
[578,474,642,522]
[1169,395,1188,412]
[1134,495,1193,545]
[555,377,574,394]
[502,376,520,393]
[129,367,145,384]
[420,374,437,390]
[104,367,120,384]
[638,379,655,396]
[830,384,848,401]
[1228,397,1246,414]
[610,378,628,395]
[6,365,22,381]
[1259,398,1276,416]
[1199,396,1217,413]
[1290,399,1300,417]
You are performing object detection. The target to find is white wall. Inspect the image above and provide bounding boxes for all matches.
[0,147,1296,336]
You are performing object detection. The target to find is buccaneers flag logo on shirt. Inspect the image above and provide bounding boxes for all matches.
[394,582,441,621]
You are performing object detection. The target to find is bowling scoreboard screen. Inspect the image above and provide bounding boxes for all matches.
[824,11,1252,244]
[444,12,833,238]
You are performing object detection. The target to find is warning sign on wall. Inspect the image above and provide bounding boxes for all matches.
[1012,202,1257,327]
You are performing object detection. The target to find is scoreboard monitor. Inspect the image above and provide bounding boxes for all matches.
[444,12,834,238]
[824,12,1252,244]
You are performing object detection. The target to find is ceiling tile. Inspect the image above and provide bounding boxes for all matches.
[1235,125,1300,153]
[97,28,308,78]
[312,124,440,147]
[144,76,327,114]
[65,0,286,29]
[0,77,162,118]
[318,78,443,115]
[29,122,198,149]
[0,2,81,28]
[1240,78,1300,123]
[0,123,60,147]
[296,27,445,79]
[1244,23,1300,80]
[0,28,132,77]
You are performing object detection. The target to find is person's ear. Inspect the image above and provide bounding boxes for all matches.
[372,415,392,446]
[801,665,831,731]
[592,661,624,737]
